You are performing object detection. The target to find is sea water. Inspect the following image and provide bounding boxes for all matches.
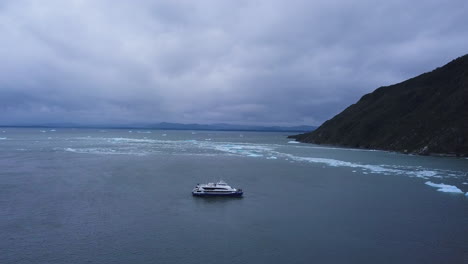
[1,128,467,263]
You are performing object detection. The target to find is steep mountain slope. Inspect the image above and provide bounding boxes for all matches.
[291,55,468,156]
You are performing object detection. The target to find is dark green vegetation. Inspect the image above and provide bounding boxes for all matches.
[291,55,468,156]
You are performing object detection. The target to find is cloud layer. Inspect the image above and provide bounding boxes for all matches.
[1,0,467,126]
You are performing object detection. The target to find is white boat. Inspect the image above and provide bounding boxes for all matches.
[192,181,243,197]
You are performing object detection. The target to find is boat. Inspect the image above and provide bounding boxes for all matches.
[192,180,243,197]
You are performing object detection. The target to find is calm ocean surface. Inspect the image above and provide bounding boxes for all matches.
[1,128,467,264]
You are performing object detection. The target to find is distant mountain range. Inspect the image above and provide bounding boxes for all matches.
[0,122,316,132]
[290,54,468,156]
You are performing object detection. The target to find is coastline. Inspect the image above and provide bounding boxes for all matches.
[287,135,466,158]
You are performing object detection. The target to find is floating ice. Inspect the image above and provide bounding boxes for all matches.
[280,154,459,180]
[462,182,468,185]
[212,143,274,158]
[0,137,6,140]
[299,145,381,152]
[288,141,300,144]
[62,135,466,189]
[65,147,76,152]
[64,147,148,156]
[425,182,463,193]
[40,130,46,133]
[49,129,56,132]
[416,171,437,177]
[162,134,167,136]
[108,137,157,143]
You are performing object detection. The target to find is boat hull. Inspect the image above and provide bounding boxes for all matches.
[192,191,243,197]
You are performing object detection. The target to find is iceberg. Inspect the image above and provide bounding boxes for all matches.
[425,181,463,193]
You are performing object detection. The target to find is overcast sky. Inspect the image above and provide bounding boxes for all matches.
[0,0,467,126]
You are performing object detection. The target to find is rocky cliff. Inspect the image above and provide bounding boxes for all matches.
[290,55,468,156]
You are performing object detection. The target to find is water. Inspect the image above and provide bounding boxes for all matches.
[1,128,467,264]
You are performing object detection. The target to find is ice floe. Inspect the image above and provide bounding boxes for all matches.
[281,154,453,180]
[64,147,149,156]
[210,143,274,158]
[425,181,463,193]
[0,137,6,140]
[62,136,466,195]
[288,141,300,144]
[108,137,158,143]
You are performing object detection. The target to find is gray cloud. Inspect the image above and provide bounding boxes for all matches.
[0,0,467,126]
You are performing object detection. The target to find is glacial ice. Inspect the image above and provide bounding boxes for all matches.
[61,136,467,197]
[425,181,463,193]
[64,147,148,156]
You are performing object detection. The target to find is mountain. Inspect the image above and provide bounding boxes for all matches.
[142,122,316,132]
[290,55,468,156]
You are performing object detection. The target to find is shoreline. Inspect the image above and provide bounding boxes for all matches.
[287,136,467,158]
